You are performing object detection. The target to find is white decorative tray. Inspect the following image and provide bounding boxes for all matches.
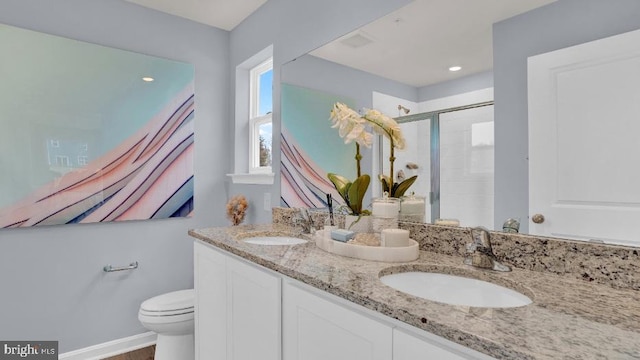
[314,229,419,263]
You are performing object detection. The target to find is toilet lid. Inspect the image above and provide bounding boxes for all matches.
[140,289,194,314]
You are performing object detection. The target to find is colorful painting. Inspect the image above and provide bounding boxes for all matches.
[0,24,194,228]
[280,83,357,208]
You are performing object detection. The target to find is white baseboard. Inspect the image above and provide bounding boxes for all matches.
[59,332,156,360]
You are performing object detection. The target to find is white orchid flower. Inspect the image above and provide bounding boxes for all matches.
[330,103,373,148]
[344,124,374,147]
[362,109,406,150]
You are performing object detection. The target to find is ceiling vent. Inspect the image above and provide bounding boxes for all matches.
[340,33,374,48]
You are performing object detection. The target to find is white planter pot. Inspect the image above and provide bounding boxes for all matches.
[344,215,372,233]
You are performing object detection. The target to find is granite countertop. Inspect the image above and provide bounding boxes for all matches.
[189,224,640,360]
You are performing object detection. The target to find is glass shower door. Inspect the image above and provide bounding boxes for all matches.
[379,101,494,228]
[438,105,494,228]
[400,120,430,221]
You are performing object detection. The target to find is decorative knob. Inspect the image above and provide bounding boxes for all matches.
[532,214,545,224]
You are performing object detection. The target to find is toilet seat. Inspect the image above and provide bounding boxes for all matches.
[139,289,194,317]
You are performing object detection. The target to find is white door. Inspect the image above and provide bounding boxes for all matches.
[528,28,640,246]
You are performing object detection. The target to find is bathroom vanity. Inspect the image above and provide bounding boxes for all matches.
[192,232,494,360]
[189,216,640,359]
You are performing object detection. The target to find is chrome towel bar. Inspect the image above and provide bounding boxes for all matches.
[103,261,138,272]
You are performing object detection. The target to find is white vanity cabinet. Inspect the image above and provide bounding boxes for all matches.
[194,240,227,360]
[282,281,393,360]
[282,280,495,360]
[195,240,496,360]
[194,241,281,360]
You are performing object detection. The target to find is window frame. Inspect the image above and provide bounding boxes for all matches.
[248,57,273,174]
[249,115,272,173]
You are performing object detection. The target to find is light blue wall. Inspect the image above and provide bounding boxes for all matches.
[283,55,418,107]
[493,0,640,232]
[228,0,413,224]
[418,70,493,103]
[0,0,229,352]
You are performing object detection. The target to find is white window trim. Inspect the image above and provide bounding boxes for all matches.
[227,172,275,185]
[228,46,274,185]
[249,58,273,119]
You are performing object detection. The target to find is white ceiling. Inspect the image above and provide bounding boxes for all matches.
[310,0,556,87]
[124,0,555,87]
[124,0,267,31]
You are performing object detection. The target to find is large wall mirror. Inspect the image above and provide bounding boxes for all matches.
[280,0,640,247]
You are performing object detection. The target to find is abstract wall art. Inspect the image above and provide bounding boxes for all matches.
[280,83,357,209]
[0,23,195,228]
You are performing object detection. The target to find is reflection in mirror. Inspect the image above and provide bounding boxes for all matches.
[440,106,494,228]
[380,100,494,229]
[280,0,640,247]
[280,0,553,232]
[280,81,361,209]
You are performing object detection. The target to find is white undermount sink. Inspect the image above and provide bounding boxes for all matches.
[379,272,532,308]
[243,236,307,246]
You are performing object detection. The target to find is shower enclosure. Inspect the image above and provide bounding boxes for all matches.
[379,101,494,228]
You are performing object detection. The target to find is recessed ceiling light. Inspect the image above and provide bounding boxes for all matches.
[449,66,462,72]
[142,77,155,82]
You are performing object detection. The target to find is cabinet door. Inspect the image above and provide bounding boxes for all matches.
[194,241,227,360]
[226,256,281,360]
[283,281,392,360]
[393,328,496,360]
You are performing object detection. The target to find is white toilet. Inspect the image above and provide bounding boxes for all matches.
[138,289,195,360]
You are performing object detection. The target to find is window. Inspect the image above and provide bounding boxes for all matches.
[229,46,274,185]
[249,58,273,173]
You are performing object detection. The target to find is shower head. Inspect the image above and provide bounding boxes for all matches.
[398,105,410,115]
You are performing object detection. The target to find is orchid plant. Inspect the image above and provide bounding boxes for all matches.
[327,103,371,216]
[328,103,417,215]
[361,108,417,198]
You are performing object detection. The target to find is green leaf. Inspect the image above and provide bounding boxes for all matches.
[378,174,391,194]
[392,175,418,198]
[347,174,370,215]
[391,182,400,196]
[328,173,352,202]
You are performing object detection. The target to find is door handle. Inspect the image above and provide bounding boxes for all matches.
[531,214,545,224]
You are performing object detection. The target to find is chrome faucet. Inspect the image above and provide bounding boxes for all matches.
[464,227,511,272]
[293,208,316,234]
